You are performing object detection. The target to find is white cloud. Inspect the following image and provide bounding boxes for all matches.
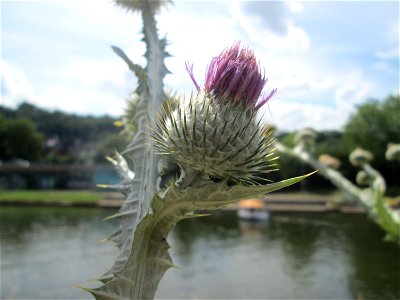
[261,69,371,131]
[375,48,399,59]
[65,59,129,87]
[240,1,291,36]
[275,75,336,99]
[157,4,239,93]
[0,59,129,117]
[265,100,346,132]
[155,1,374,132]
[334,82,369,110]
[287,1,304,13]
[155,1,314,117]
[231,2,310,52]
[1,61,35,107]
[2,0,397,133]
[34,86,125,116]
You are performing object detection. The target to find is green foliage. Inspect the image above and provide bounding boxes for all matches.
[0,117,43,161]
[278,132,296,147]
[0,102,120,163]
[276,95,400,190]
[344,95,400,156]
[4,102,119,141]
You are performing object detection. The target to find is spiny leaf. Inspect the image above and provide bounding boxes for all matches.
[111,46,145,81]
[89,172,314,299]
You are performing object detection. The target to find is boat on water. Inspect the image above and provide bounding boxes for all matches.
[238,198,269,220]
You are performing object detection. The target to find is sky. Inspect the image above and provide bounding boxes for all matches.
[1,0,399,131]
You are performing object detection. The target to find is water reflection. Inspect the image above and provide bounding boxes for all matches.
[160,212,399,299]
[1,207,108,242]
[1,207,119,299]
[1,207,399,299]
[342,215,400,299]
[269,215,321,270]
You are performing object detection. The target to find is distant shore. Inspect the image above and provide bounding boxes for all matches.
[0,190,102,206]
[0,189,366,214]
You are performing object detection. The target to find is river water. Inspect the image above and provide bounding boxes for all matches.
[1,206,399,299]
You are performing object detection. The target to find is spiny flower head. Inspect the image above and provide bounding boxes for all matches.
[186,41,276,111]
[154,42,277,185]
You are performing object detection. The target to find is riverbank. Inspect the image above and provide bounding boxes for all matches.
[0,189,366,214]
[0,190,102,206]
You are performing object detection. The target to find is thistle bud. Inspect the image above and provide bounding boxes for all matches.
[349,148,373,167]
[154,42,277,184]
[294,128,317,152]
[356,170,372,186]
[318,154,341,170]
[386,143,400,161]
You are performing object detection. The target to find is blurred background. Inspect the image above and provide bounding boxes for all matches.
[1,1,399,299]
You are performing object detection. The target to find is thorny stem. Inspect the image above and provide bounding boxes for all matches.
[140,0,168,205]
[276,141,400,229]
[362,163,386,194]
[275,142,365,205]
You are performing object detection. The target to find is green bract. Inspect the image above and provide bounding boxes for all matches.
[154,93,277,184]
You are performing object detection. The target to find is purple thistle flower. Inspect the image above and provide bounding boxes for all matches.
[186,41,277,110]
[154,42,278,185]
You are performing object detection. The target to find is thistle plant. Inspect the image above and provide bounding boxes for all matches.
[276,134,400,242]
[83,3,312,299]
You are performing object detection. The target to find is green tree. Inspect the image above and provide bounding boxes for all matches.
[0,117,44,161]
[343,95,400,186]
[94,134,128,162]
[0,102,121,163]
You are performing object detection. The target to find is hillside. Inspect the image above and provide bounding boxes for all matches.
[0,102,127,163]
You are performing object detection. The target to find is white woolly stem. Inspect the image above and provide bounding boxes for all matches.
[361,163,400,226]
[139,0,166,216]
[362,163,386,194]
[99,0,168,284]
[276,142,365,205]
[276,141,400,240]
[140,0,168,203]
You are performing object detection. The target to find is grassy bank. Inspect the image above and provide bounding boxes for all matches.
[0,190,102,205]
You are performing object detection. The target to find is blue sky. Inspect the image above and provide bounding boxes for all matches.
[1,0,399,131]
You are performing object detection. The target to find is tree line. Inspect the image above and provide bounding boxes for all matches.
[274,94,399,190]
[0,95,399,189]
[0,102,126,164]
